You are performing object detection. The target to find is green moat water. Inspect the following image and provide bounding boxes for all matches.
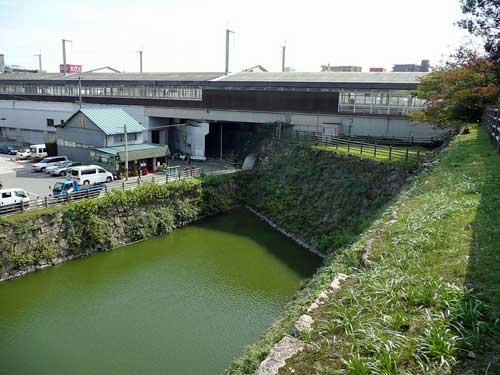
[0,208,320,375]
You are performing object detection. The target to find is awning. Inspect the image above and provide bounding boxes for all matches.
[96,143,169,161]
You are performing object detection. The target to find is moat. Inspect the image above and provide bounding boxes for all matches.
[0,207,320,374]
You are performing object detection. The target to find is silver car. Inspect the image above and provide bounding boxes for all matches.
[49,162,83,177]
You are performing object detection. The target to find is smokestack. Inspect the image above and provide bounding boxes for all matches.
[0,54,5,72]
[281,43,286,72]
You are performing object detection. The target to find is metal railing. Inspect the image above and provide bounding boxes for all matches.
[484,106,500,152]
[0,167,212,217]
[278,130,432,162]
[335,130,454,147]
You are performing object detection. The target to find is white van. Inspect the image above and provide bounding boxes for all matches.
[71,165,113,185]
[30,144,48,161]
[0,188,30,207]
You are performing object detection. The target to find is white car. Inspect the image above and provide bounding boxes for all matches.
[0,188,30,207]
[15,149,31,160]
[32,156,69,172]
[71,165,114,185]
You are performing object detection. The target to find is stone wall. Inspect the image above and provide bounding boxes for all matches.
[0,175,240,281]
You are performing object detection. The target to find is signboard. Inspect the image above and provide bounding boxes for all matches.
[59,64,82,73]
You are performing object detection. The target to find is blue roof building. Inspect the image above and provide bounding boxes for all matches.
[56,108,168,174]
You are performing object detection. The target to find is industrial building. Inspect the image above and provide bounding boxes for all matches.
[392,59,430,72]
[0,70,447,159]
[321,65,362,72]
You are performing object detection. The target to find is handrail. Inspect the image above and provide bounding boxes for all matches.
[278,129,432,162]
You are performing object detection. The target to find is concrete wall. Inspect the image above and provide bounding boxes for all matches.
[172,123,209,159]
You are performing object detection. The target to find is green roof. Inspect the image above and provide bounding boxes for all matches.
[96,143,169,161]
[79,108,145,135]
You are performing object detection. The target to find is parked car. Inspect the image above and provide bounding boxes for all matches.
[0,145,18,155]
[29,144,48,161]
[50,162,83,176]
[0,188,30,207]
[32,156,69,172]
[71,165,114,185]
[52,179,104,197]
[45,161,73,174]
[15,148,31,160]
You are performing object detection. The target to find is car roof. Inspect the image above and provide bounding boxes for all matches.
[0,188,25,193]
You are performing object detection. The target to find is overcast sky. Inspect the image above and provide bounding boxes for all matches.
[0,0,476,73]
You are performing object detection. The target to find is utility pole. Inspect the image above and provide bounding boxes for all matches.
[78,76,82,109]
[137,50,143,73]
[124,124,129,180]
[220,124,223,160]
[61,39,72,74]
[225,29,234,75]
[34,51,42,72]
[281,42,286,72]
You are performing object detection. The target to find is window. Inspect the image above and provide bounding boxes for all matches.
[15,191,27,198]
[82,169,97,175]
[114,134,124,143]
[127,133,137,141]
[47,119,55,127]
[2,192,12,198]
[98,169,106,174]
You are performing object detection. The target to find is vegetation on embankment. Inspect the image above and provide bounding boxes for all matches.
[0,174,240,280]
[227,125,500,374]
[240,140,415,254]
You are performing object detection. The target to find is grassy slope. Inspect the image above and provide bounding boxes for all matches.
[278,125,499,374]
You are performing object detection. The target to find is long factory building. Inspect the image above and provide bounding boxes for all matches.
[0,71,446,152]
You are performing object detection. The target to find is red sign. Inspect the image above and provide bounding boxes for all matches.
[59,64,83,73]
[370,67,386,72]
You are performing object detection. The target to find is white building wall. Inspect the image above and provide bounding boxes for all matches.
[172,123,209,160]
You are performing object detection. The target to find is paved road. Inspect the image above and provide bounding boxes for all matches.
[0,155,62,197]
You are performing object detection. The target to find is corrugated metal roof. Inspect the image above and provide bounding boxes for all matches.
[0,72,224,81]
[217,72,428,84]
[80,108,145,135]
[97,143,166,155]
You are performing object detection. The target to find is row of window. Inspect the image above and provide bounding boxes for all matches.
[0,84,203,101]
[338,90,426,115]
[46,119,64,127]
[114,133,137,143]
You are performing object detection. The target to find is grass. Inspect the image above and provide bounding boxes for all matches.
[276,125,500,374]
[280,137,433,163]
[226,124,499,374]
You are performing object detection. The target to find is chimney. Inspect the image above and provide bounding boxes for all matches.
[0,54,5,72]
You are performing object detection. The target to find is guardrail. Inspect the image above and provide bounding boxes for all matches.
[0,167,215,217]
[484,106,500,152]
[278,130,430,162]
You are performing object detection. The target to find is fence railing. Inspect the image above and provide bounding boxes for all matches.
[278,130,431,162]
[484,106,500,152]
[335,130,454,147]
[0,167,215,217]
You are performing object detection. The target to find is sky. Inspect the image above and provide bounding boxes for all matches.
[0,0,477,73]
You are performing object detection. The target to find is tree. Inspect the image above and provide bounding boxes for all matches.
[458,0,500,65]
[410,54,499,125]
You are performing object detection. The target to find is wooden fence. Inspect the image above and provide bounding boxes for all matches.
[484,106,500,152]
[0,167,208,217]
[279,130,428,162]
